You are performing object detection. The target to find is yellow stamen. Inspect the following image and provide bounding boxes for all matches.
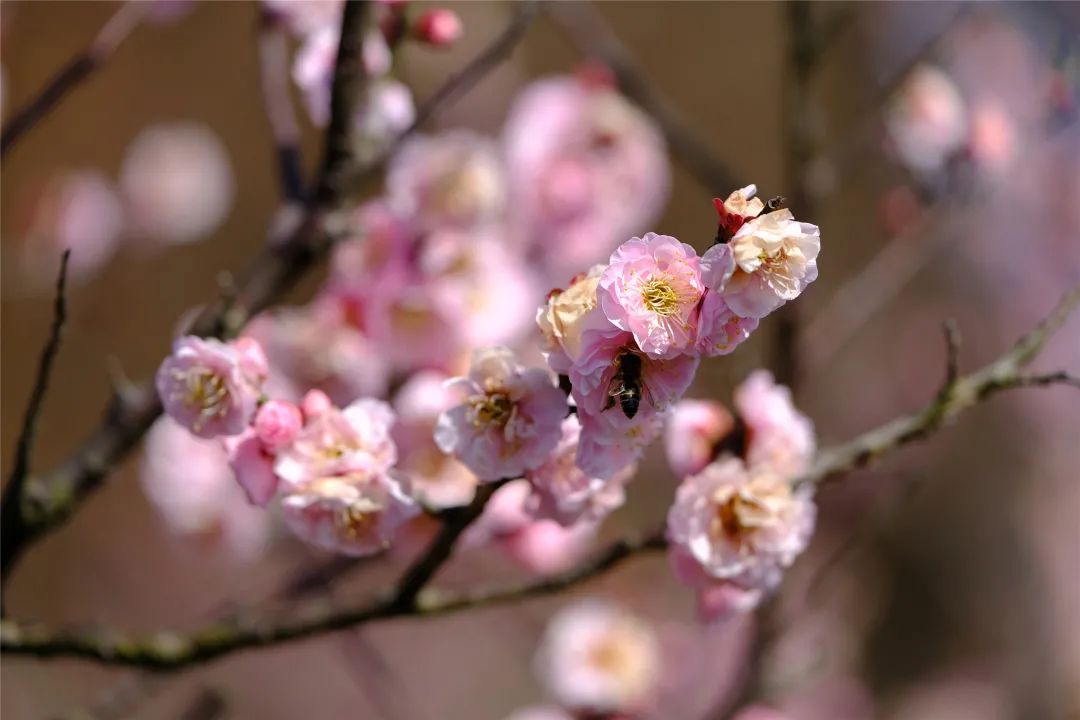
[640,277,680,316]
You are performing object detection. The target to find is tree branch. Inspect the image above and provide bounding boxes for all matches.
[1,251,71,589]
[4,283,1076,669]
[258,9,306,203]
[0,0,537,586]
[544,0,738,195]
[0,1,149,157]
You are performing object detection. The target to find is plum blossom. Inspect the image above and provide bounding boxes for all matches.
[667,457,816,615]
[274,398,397,487]
[536,264,613,372]
[714,184,766,243]
[535,600,661,714]
[723,207,821,319]
[503,708,574,720]
[392,371,478,509]
[353,79,416,161]
[692,241,760,356]
[503,75,669,281]
[156,336,265,438]
[141,418,269,560]
[598,233,705,359]
[525,415,631,526]
[665,399,736,479]
[435,347,567,481]
[18,170,125,288]
[119,122,235,245]
[576,410,665,481]
[280,472,419,556]
[263,0,341,38]
[300,388,334,420]
[387,130,505,232]
[734,370,815,477]
[411,8,463,48]
[886,65,968,176]
[293,24,392,126]
[223,430,280,507]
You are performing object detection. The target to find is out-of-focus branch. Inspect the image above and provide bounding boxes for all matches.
[0,0,538,586]
[1,251,71,590]
[258,9,306,203]
[544,0,738,194]
[9,285,1077,670]
[0,1,149,157]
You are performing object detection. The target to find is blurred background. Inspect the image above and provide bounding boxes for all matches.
[2,1,1079,718]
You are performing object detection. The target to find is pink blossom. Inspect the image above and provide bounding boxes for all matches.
[576,410,664,481]
[723,209,821,319]
[17,170,124,288]
[665,399,736,479]
[503,517,598,575]
[535,600,661,714]
[886,65,968,176]
[434,347,567,481]
[419,228,541,349]
[503,707,574,720]
[411,8,462,47]
[141,418,269,560]
[263,0,341,38]
[280,472,419,556]
[525,415,631,526]
[387,130,505,232]
[244,298,390,406]
[353,79,416,161]
[223,430,280,507]
[536,264,614,372]
[119,122,234,245]
[734,370,815,477]
[274,398,397,487]
[694,241,760,356]
[392,371,478,509]
[598,233,705,359]
[714,185,766,242]
[156,336,265,438]
[667,457,816,601]
[233,336,269,384]
[293,25,392,126]
[503,75,670,281]
[253,399,303,451]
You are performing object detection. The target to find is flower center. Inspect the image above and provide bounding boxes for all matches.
[173,367,230,430]
[640,277,680,316]
[469,391,514,428]
[338,502,379,540]
[711,492,766,545]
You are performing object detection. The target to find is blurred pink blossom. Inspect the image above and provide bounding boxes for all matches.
[119,122,235,245]
[300,388,334,420]
[156,336,265,439]
[535,600,660,714]
[503,75,670,282]
[280,472,419,556]
[274,398,397,488]
[18,169,125,287]
[411,8,463,48]
[665,398,736,479]
[734,370,815,477]
[392,371,478,509]
[503,707,573,720]
[598,233,705,359]
[141,418,269,560]
[263,0,341,38]
[435,347,567,481]
[293,24,392,126]
[387,130,506,232]
[525,415,631,526]
[885,65,968,176]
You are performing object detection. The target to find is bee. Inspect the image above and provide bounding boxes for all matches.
[603,350,653,419]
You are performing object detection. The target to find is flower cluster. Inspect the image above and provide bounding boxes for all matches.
[157,336,418,555]
[665,371,817,621]
[535,187,820,480]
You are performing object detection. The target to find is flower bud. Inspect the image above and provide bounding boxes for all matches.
[253,399,303,451]
[411,9,462,48]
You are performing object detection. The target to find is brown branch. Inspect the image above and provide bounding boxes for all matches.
[0,0,537,586]
[544,0,738,195]
[1,251,71,589]
[6,284,1077,671]
[258,9,306,203]
[0,1,150,157]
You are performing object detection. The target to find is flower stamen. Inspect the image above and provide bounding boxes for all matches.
[640,277,680,316]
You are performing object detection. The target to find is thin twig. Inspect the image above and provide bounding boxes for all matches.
[1,251,71,589]
[545,0,738,194]
[0,1,149,156]
[258,9,306,203]
[941,319,962,390]
[5,284,1077,670]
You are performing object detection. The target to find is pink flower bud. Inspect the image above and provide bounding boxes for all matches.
[411,8,462,48]
[253,400,303,451]
[300,389,333,420]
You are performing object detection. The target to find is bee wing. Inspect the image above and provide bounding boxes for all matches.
[639,377,657,411]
